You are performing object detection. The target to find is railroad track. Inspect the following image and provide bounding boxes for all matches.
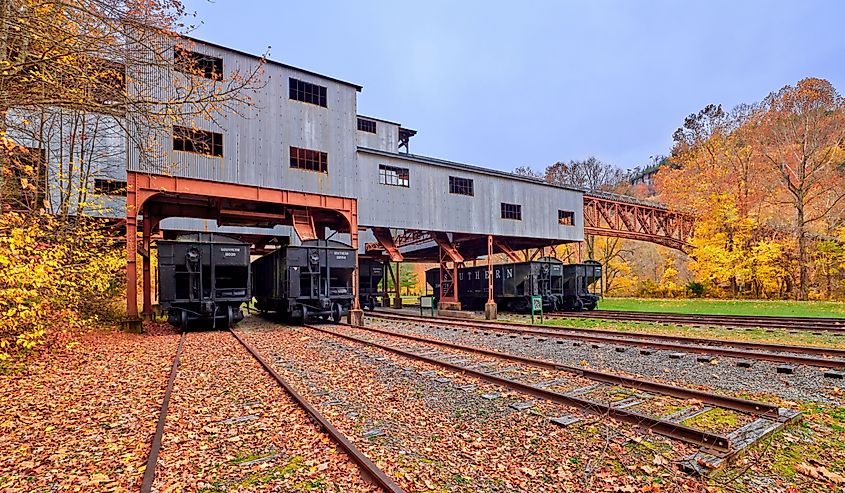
[140,330,405,493]
[372,312,845,369]
[546,309,845,333]
[302,322,800,474]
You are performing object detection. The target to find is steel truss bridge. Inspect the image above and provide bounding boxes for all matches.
[365,192,696,256]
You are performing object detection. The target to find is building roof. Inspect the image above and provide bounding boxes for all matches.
[185,34,363,91]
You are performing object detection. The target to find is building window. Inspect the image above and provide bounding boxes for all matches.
[290,146,328,173]
[289,78,327,107]
[3,146,46,210]
[357,118,377,133]
[501,202,522,220]
[174,47,223,81]
[94,178,127,196]
[558,210,575,226]
[449,176,474,196]
[173,126,223,157]
[378,164,409,187]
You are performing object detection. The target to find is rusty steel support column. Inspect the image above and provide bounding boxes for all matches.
[141,210,152,319]
[381,260,391,307]
[393,262,402,308]
[348,202,364,326]
[485,235,497,320]
[124,173,142,332]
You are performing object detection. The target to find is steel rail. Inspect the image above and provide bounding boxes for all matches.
[548,311,845,333]
[371,312,845,369]
[140,332,186,493]
[303,324,733,453]
[509,318,845,358]
[230,329,406,493]
[341,322,781,419]
[588,309,845,325]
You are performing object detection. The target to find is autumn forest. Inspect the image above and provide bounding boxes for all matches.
[517,78,845,302]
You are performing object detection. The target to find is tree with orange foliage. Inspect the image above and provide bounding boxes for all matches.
[753,78,845,300]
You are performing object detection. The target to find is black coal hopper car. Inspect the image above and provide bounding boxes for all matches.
[252,239,356,322]
[157,233,251,328]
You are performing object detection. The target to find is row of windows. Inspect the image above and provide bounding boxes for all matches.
[378,164,409,187]
[94,178,127,196]
[289,78,327,107]
[173,126,223,157]
[173,47,331,111]
[357,118,377,133]
[174,47,224,81]
[290,146,328,173]
[449,176,474,196]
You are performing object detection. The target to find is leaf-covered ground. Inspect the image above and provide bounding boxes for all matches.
[0,323,179,492]
[240,318,710,492]
[152,330,375,492]
[2,316,841,492]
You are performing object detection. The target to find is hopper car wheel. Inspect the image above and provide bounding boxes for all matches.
[227,305,236,327]
[575,299,584,311]
[331,303,342,324]
[587,304,596,311]
[367,298,376,312]
[300,305,308,324]
[180,310,189,330]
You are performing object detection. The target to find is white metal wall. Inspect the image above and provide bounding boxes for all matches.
[356,149,584,242]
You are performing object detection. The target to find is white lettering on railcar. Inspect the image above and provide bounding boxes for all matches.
[220,247,241,257]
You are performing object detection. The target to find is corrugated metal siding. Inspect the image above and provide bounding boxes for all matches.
[159,217,295,241]
[127,39,359,198]
[356,150,584,242]
[356,118,399,152]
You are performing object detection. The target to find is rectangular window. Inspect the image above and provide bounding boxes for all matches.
[290,146,328,173]
[449,176,474,196]
[173,126,223,157]
[501,202,522,220]
[94,178,127,196]
[378,164,409,187]
[289,78,327,107]
[558,210,575,225]
[357,118,377,133]
[174,47,223,81]
[3,147,46,210]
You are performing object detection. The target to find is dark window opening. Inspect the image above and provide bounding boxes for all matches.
[2,146,46,210]
[94,178,127,196]
[449,176,474,196]
[174,47,223,81]
[558,210,575,226]
[289,78,327,107]
[379,164,409,187]
[290,146,328,173]
[501,202,522,220]
[357,118,377,133]
[173,126,223,157]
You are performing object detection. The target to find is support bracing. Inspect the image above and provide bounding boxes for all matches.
[371,227,404,262]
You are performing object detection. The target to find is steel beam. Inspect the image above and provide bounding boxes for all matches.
[371,227,404,262]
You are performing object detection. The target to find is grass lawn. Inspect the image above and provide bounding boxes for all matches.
[599,297,845,318]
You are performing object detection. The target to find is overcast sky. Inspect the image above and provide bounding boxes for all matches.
[181,0,845,173]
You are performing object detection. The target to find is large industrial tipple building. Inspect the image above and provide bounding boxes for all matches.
[10,36,585,324]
